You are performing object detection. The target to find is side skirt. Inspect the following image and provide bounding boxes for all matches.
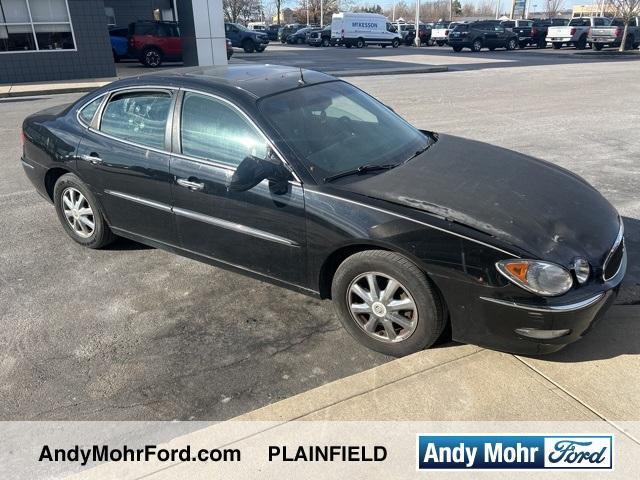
[111,227,321,299]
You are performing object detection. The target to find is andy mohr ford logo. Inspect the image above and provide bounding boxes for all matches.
[417,435,613,470]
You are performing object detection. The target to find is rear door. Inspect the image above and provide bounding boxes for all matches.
[170,90,307,285]
[76,88,177,244]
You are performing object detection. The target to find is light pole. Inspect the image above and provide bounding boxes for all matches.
[321,0,323,27]
[415,0,420,46]
[306,0,309,26]
[450,0,453,20]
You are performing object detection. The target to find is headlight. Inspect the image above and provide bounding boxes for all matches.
[496,259,573,296]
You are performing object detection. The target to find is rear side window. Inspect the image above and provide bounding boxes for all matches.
[502,21,515,28]
[133,23,156,35]
[180,92,267,167]
[453,24,468,31]
[78,96,103,126]
[100,91,172,149]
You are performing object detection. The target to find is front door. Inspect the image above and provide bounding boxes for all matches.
[76,89,177,244]
[171,91,307,286]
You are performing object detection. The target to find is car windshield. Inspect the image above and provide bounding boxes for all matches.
[259,81,432,182]
[434,23,449,29]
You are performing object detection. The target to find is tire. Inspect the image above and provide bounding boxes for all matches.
[471,39,483,52]
[53,173,116,249]
[537,39,546,49]
[625,35,635,50]
[575,35,587,50]
[452,46,463,52]
[519,41,527,49]
[489,47,496,51]
[331,250,445,357]
[356,38,365,48]
[593,43,604,51]
[506,38,517,50]
[552,42,562,49]
[392,38,400,48]
[141,47,162,68]
[242,39,256,53]
[345,42,352,48]
[297,37,304,45]
[256,45,265,52]
[322,37,330,47]
[436,40,445,46]
[280,38,286,44]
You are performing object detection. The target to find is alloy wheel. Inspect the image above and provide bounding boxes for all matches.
[145,50,160,67]
[347,272,418,343]
[62,187,95,238]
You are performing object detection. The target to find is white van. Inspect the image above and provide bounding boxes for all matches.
[331,12,402,48]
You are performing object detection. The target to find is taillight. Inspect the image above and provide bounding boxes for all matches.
[531,27,538,36]
[570,27,576,35]
[615,27,622,36]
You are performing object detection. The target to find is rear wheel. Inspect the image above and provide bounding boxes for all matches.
[552,42,563,49]
[356,37,365,48]
[436,40,445,46]
[507,38,518,50]
[593,43,604,51]
[471,39,483,52]
[575,35,587,50]
[242,39,256,53]
[519,41,528,49]
[331,250,445,357]
[537,39,546,49]
[625,35,635,49]
[345,42,352,48]
[255,45,265,52]
[54,174,116,249]
[141,48,162,67]
[297,37,304,44]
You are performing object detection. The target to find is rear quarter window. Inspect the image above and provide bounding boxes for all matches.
[78,96,104,126]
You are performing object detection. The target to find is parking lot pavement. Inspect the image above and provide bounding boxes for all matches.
[1,57,638,422]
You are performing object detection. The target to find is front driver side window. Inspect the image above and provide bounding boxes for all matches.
[180,92,268,167]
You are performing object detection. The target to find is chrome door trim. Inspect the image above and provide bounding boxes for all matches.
[104,190,172,213]
[104,190,299,247]
[479,293,605,313]
[173,207,300,247]
[307,189,520,258]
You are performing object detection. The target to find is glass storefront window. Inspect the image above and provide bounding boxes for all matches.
[0,0,75,52]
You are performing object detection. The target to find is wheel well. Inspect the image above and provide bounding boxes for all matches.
[44,167,70,202]
[319,245,388,299]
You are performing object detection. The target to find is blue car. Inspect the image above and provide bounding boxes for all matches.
[109,27,129,62]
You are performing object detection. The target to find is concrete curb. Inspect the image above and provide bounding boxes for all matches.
[0,66,448,98]
[0,79,115,99]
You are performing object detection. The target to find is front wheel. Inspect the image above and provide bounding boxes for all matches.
[471,39,483,52]
[392,38,400,48]
[356,38,365,48]
[54,173,116,249]
[575,36,587,50]
[331,250,445,357]
[506,38,518,50]
[452,46,463,52]
[255,45,266,52]
[322,38,330,47]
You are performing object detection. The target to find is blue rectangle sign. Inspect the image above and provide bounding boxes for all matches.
[417,435,613,470]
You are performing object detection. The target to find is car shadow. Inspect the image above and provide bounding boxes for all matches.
[520,216,640,363]
[103,236,153,251]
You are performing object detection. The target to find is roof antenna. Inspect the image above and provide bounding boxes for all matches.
[298,67,306,86]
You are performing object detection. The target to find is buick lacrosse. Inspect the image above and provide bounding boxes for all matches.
[21,65,626,356]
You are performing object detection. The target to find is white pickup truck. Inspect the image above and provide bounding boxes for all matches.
[546,16,611,49]
[589,17,640,50]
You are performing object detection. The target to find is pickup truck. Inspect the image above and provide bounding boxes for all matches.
[432,21,457,46]
[546,16,611,49]
[501,19,535,48]
[589,17,640,50]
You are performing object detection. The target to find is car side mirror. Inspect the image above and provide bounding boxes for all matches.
[228,148,290,193]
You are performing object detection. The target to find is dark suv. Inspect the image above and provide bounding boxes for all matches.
[448,21,518,52]
[128,21,182,67]
[224,23,269,52]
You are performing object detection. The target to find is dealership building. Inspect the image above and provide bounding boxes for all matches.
[0,0,226,84]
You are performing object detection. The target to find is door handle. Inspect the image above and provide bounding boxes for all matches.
[79,153,102,164]
[177,178,205,191]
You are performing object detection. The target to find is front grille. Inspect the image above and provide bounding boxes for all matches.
[603,238,625,281]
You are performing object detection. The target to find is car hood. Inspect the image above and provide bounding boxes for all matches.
[343,134,620,266]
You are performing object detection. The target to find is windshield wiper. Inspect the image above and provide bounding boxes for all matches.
[323,163,399,183]
[404,141,434,164]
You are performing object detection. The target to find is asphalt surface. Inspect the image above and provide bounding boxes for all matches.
[1,54,639,421]
[115,42,640,77]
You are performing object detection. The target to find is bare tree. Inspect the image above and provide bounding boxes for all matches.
[611,0,640,51]
[545,0,564,18]
[295,0,339,24]
[476,0,496,16]
[223,0,263,23]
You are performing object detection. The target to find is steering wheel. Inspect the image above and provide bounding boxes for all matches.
[338,116,355,138]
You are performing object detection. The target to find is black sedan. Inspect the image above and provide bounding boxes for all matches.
[21,65,626,357]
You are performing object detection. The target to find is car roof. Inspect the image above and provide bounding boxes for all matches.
[109,64,336,100]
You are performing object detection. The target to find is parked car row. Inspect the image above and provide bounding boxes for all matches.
[109,20,268,68]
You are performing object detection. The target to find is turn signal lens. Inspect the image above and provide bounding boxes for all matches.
[573,257,590,284]
[496,259,573,297]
